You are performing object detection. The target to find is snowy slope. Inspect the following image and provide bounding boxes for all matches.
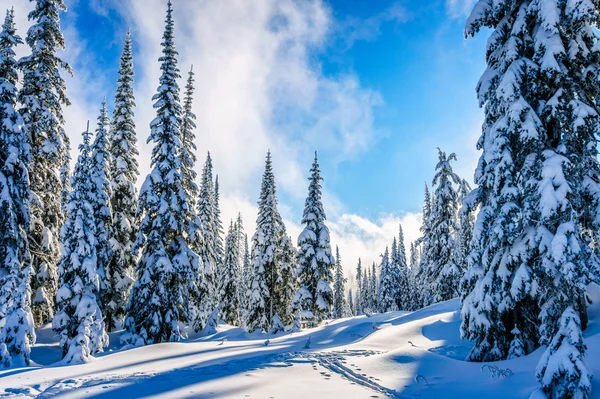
[2,297,600,398]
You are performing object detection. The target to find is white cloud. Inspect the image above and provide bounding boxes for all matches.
[4,0,410,284]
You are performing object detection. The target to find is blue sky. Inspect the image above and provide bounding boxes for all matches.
[4,0,485,275]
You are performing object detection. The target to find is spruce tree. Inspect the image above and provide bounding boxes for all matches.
[246,151,285,332]
[0,9,36,368]
[454,179,473,278]
[239,233,251,328]
[213,175,224,268]
[333,246,346,319]
[370,262,378,311]
[107,29,138,332]
[219,221,240,326]
[355,258,363,314]
[294,153,335,325]
[408,242,420,311]
[463,2,600,397]
[377,247,397,313]
[276,232,297,325]
[361,266,370,313]
[233,214,245,318]
[347,288,355,317]
[19,0,72,327]
[418,150,460,305]
[193,153,217,330]
[395,226,410,309]
[89,101,113,324]
[125,0,199,345]
[52,125,108,364]
[180,65,198,201]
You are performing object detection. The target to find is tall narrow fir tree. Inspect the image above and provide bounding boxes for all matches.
[0,9,36,367]
[19,0,73,327]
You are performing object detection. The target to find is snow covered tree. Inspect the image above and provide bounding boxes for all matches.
[219,221,240,326]
[333,246,346,319]
[19,0,73,327]
[107,29,138,332]
[377,247,397,313]
[246,151,286,332]
[418,149,460,305]
[275,232,297,325]
[355,258,363,314]
[392,225,410,310]
[408,242,420,310]
[180,65,198,201]
[89,101,113,326]
[213,175,224,268]
[0,9,36,368]
[347,288,355,317]
[53,125,108,365]
[193,153,217,331]
[125,0,200,345]
[454,179,473,277]
[294,153,335,325]
[361,265,370,313]
[239,232,251,328]
[370,262,378,311]
[536,308,591,398]
[462,3,600,398]
[59,135,71,216]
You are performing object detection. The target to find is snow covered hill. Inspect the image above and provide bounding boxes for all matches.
[1,297,600,398]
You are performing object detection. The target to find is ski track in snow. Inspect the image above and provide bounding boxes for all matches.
[291,350,397,398]
[9,350,392,398]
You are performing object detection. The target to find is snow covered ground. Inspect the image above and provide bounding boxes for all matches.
[2,296,600,398]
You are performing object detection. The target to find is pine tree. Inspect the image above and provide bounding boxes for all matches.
[347,288,355,317]
[233,214,245,320]
[454,179,473,278]
[89,101,113,326]
[239,233,251,328]
[418,149,460,305]
[0,9,36,368]
[180,65,198,201]
[213,175,224,269]
[462,3,600,397]
[125,0,200,345]
[361,266,370,313]
[415,184,432,308]
[276,232,297,325]
[197,153,216,266]
[246,151,285,332]
[396,226,410,309]
[219,221,240,326]
[19,0,73,327]
[53,125,108,364]
[59,135,71,216]
[107,29,138,332]
[333,246,346,319]
[391,226,410,310]
[377,247,397,313]
[408,242,420,310]
[193,153,217,330]
[370,262,378,311]
[355,258,363,314]
[294,153,335,325]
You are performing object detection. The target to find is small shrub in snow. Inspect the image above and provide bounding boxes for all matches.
[481,365,513,379]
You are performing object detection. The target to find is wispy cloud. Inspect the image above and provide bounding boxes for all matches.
[337,2,410,48]
[446,0,478,18]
